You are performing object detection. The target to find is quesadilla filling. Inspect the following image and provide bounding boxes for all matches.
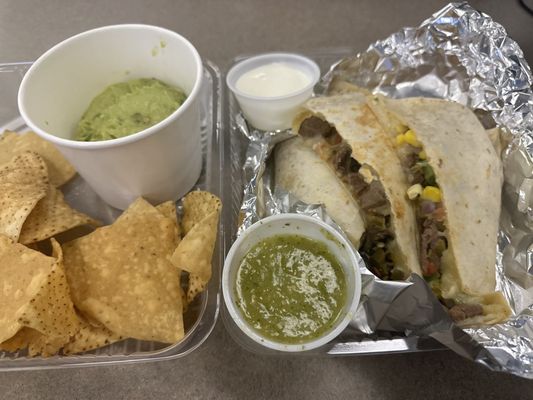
[395,128,483,322]
[396,129,446,280]
[298,116,404,280]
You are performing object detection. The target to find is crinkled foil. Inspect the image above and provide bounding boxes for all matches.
[235,2,533,378]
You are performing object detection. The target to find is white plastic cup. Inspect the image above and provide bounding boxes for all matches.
[18,24,203,210]
[222,213,362,352]
[226,53,320,131]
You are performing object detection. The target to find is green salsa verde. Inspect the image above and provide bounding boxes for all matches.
[235,234,347,344]
[74,78,187,141]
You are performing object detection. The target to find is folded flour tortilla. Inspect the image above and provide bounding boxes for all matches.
[275,136,365,247]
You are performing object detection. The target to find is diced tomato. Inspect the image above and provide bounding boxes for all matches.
[423,261,438,277]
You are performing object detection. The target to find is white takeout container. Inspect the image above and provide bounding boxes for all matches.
[18,24,203,210]
[222,213,362,352]
[226,53,320,131]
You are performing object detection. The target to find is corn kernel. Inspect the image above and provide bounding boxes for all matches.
[404,130,421,147]
[407,184,423,200]
[419,150,427,160]
[396,134,406,145]
[421,186,441,202]
[359,165,375,184]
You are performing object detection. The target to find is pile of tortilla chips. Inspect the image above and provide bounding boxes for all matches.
[0,131,221,357]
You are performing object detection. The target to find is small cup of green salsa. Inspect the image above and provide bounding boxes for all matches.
[222,214,362,352]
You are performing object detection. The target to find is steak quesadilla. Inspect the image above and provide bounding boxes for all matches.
[367,95,511,325]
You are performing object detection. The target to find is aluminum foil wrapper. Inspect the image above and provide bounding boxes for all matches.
[236,2,533,378]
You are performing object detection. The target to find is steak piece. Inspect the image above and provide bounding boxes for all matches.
[331,142,353,175]
[448,303,484,322]
[345,172,367,196]
[299,116,332,138]
[359,181,388,211]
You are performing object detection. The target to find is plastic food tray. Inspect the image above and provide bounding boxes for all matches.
[222,48,446,356]
[0,60,227,370]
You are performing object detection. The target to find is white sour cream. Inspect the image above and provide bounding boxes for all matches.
[235,62,312,98]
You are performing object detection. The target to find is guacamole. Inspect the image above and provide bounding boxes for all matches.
[74,78,187,141]
[235,234,346,344]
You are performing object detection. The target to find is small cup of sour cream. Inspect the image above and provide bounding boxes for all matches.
[226,53,320,131]
[222,213,363,352]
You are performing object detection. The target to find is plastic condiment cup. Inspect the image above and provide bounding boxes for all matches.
[226,53,320,131]
[222,213,362,352]
[18,24,203,210]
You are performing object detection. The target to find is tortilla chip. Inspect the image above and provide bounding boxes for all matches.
[0,131,75,186]
[63,198,184,343]
[156,201,177,220]
[0,130,17,143]
[19,185,100,244]
[173,211,220,303]
[0,327,63,357]
[156,201,181,247]
[63,315,123,355]
[181,191,222,235]
[171,191,221,303]
[0,237,79,356]
[0,152,48,241]
[1,327,34,353]
[155,201,184,309]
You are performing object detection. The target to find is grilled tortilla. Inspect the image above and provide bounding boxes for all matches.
[368,95,511,325]
[292,93,421,281]
[275,136,365,247]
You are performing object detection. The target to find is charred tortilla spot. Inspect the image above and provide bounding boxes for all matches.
[393,200,405,219]
[355,106,378,128]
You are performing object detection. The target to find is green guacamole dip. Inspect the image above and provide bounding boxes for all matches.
[74,78,187,141]
[235,234,347,344]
